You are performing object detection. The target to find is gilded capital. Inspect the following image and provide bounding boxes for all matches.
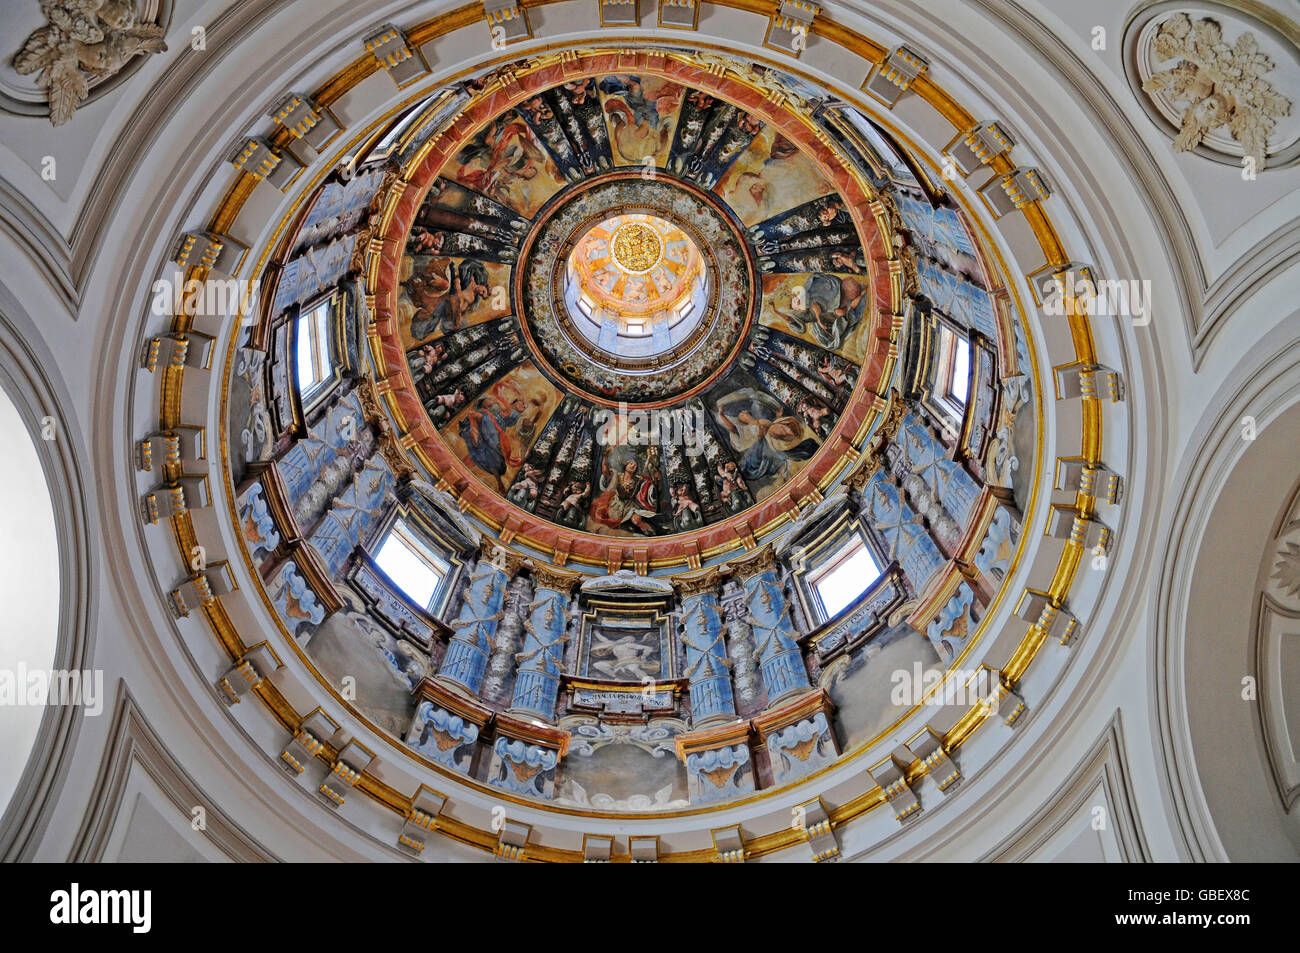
[724,545,777,581]
[672,567,723,598]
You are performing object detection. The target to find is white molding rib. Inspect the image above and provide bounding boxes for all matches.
[70,684,280,863]
[982,710,1151,862]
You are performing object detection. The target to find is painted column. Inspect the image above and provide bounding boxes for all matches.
[491,565,578,799]
[482,574,533,705]
[437,538,517,695]
[719,578,761,711]
[672,569,753,805]
[731,547,811,706]
[673,569,735,725]
[508,566,580,721]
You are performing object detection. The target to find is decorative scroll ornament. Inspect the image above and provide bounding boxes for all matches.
[14,0,168,126]
[1141,12,1292,167]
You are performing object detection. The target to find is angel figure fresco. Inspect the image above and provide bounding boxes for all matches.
[817,355,849,388]
[519,95,554,123]
[562,78,596,106]
[773,273,870,351]
[407,259,491,341]
[796,396,832,436]
[594,267,620,292]
[454,117,550,209]
[427,388,466,426]
[506,463,543,508]
[714,459,754,514]
[591,448,661,536]
[599,76,681,164]
[816,197,850,228]
[624,278,649,303]
[407,341,448,386]
[588,630,661,682]
[15,0,168,126]
[713,389,820,488]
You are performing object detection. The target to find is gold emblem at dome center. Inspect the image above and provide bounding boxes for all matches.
[611,223,663,273]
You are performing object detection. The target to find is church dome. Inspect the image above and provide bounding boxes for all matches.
[217,45,1041,826]
[3,0,1296,869]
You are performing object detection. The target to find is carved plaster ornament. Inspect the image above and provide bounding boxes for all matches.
[14,0,167,126]
[1273,541,1300,599]
[1141,12,1292,167]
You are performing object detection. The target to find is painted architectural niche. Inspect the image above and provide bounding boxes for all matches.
[11,0,169,126]
[1126,6,1299,169]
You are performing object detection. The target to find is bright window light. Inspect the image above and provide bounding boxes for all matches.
[627,322,645,335]
[296,301,332,398]
[810,533,882,620]
[374,519,448,611]
[949,334,970,404]
[935,323,969,417]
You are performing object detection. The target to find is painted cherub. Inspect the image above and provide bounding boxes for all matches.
[817,356,847,388]
[715,459,752,513]
[506,463,543,507]
[797,396,831,434]
[428,388,466,424]
[556,480,590,527]
[413,341,447,376]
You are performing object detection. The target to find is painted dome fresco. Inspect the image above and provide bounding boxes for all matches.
[376,57,898,563]
[213,34,1049,848]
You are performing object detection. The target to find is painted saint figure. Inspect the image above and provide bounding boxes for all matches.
[458,389,526,491]
[713,389,819,488]
[591,449,661,535]
[775,273,869,351]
